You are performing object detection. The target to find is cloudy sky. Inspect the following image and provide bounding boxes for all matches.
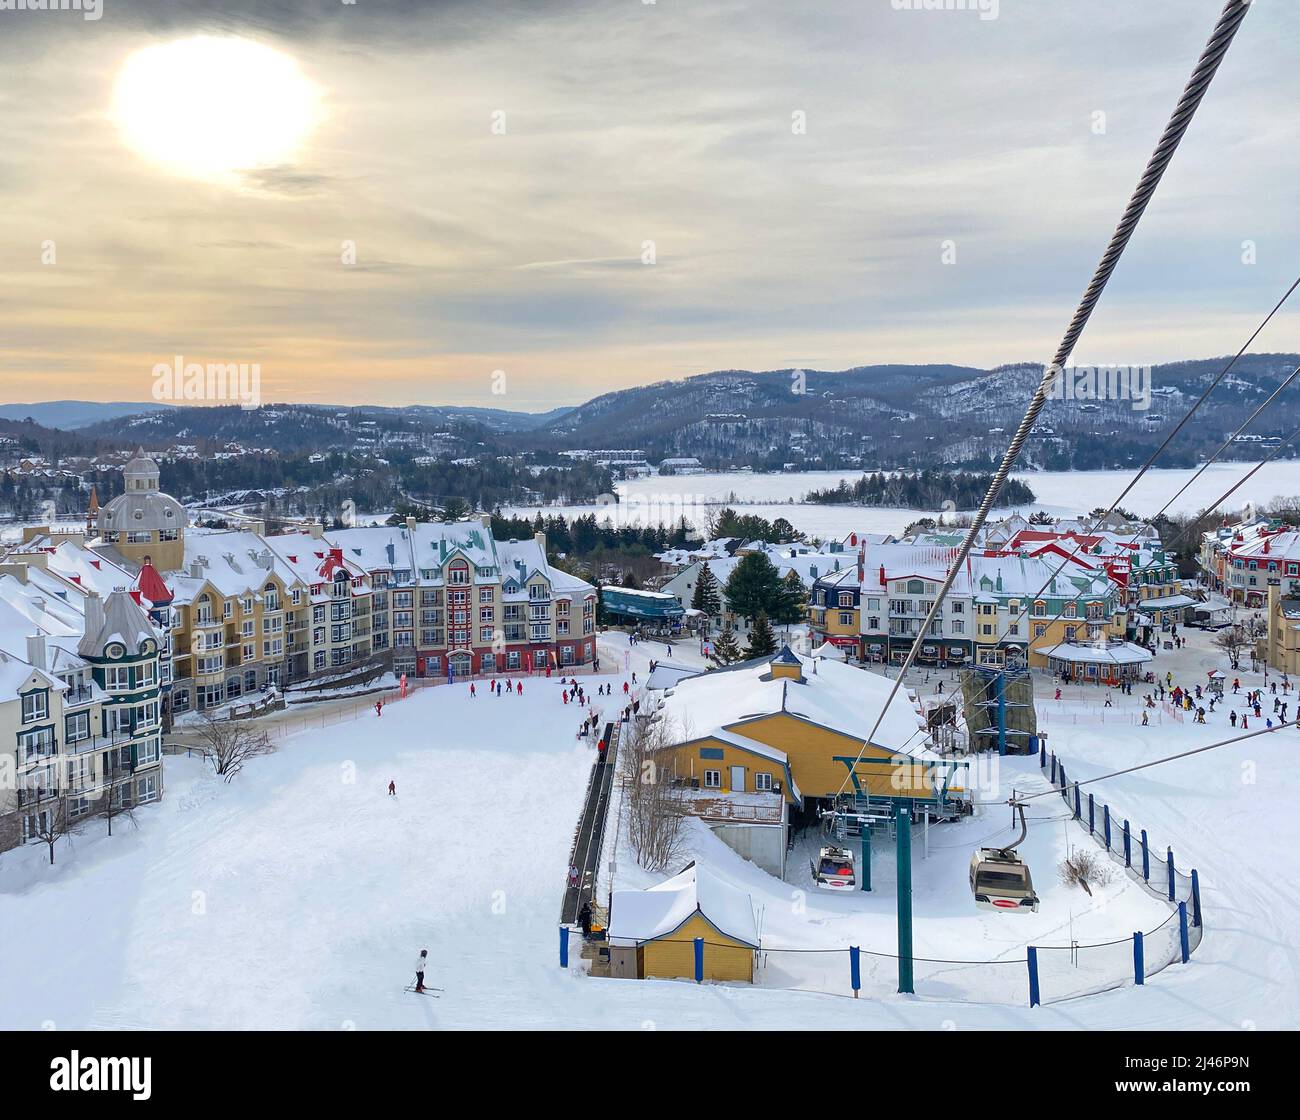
[0,0,1295,411]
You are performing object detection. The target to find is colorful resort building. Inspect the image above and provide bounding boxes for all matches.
[608,861,758,983]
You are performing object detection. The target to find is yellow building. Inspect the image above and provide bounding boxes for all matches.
[652,647,966,811]
[608,861,757,983]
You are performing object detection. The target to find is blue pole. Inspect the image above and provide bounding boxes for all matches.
[861,828,872,892]
[1088,793,1095,835]
[1123,820,1131,867]
[1141,829,1150,881]
[694,937,704,983]
[896,803,914,994]
[850,945,861,998]
[1104,804,1111,850]
[1073,784,1081,820]
[1191,869,1202,927]
[1051,754,1057,784]
[1027,946,1040,1008]
[559,926,569,968]
[1167,846,1176,901]
[1039,739,1046,768]
[1134,931,1145,985]
[1178,902,1190,963]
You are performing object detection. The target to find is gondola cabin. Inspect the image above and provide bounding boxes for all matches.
[812,846,856,890]
[969,848,1039,913]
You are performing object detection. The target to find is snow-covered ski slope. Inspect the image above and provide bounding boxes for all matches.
[1,640,1296,1028]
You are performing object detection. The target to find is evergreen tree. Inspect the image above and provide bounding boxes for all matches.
[691,563,722,621]
[744,612,778,659]
[709,628,743,667]
[723,553,785,621]
[771,569,807,626]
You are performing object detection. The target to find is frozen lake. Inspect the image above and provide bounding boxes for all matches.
[503,462,1300,539]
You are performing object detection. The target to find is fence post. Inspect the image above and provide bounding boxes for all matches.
[694,937,704,983]
[1051,753,1058,784]
[559,926,569,968]
[850,946,861,998]
[1133,931,1144,985]
[1178,902,1190,963]
[1191,869,1202,927]
[1141,829,1150,881]
[1103,804,1111,849]
[1123,820,1131,867]
[1088,793,1095,835]
[1166,846,1176,901]
[1039,740,1046,768]
[1027,946,1040,1008]
[1073,784,1081,820]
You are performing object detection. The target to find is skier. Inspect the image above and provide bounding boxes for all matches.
[1054,688,1061,701]
[388,780,396,796]
[1230,710,1238,727]
[517,682,524,696]
[1141,710,1149,727]
[470,682,477,698]
[375,699,383,718]
[563,690,569,705]
[414,948,429,993]
[623,681,630,696]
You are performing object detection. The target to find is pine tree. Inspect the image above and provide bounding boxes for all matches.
[745,612,778,659]
[691,563,722,621]
[771,569,807,626]
[723,552,784,621]
[709,628,743,667]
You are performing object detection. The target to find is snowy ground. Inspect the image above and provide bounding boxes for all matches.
[1,627,1296,1029]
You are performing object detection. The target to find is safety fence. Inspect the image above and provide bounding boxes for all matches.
[561,747,1203,1006]
[1038,743,1203,1003]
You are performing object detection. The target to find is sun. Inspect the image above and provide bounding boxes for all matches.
[113,36,321,182]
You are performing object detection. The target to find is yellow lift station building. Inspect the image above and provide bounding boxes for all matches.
[649,647,967,813]
[608,861,758,983]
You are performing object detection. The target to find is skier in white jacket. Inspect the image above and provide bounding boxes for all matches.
[414,949,429,993]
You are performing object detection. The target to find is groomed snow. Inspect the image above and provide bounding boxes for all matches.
[1,627,1296,1029]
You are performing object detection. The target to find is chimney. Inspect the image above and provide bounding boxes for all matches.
[26,633,47,671]
[878,564,886,588]
[535,530,547,555]
[189,560,205,579]
[309,522,325,540]
[83,591,104,640]
[480,512,493,531]
[405,515,417,532]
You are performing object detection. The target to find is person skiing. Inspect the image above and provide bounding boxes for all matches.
[470,682,477,697]
[388,780,396,796]
[375,699,383,717]
[414,948,429,993]
[517,681,524,696]
[1054,688,1061,701]
[1141,710,1149,727]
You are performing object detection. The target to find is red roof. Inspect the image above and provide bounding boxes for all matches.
[136,559,173,604]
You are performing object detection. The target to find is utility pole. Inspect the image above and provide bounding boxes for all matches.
[896,802,914,994]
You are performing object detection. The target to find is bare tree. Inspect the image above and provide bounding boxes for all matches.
[28,796,79,866]
[194,713,274,782]
[99,749,139,837]
[619,715,688,873]
[1058,848,1114,897]
[1213,625,1248,671]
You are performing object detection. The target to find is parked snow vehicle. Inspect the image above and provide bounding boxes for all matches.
[812,846,856,891]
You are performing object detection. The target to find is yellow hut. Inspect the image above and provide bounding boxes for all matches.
[608,862,758,983]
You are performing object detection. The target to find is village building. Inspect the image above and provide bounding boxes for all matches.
[607,861,758,983]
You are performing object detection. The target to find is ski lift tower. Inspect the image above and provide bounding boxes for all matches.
[970,664,1036,756]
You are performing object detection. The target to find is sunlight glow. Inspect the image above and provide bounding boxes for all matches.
[113,36,320,182]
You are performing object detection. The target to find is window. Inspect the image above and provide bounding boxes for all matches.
[703,770,721,789]
[21,691,48,724]
[138,774,159,803]
[65,710,91,743]
[754,772,774,792]
[839,612,853,626]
